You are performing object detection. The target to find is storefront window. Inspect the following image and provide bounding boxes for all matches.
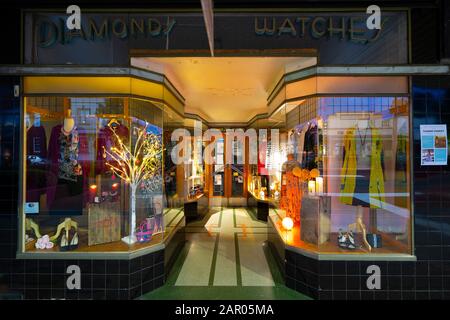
[268,95,412,255]
[184,134,205,201]
[162,106,185,234]
[212,137,225,197]
[22,96,167,253]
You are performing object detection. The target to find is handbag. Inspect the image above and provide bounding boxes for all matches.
[366,233,382,248]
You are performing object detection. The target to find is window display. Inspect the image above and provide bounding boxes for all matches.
[269,96,412,256]
[161,107,186,235]
[163,107,185,210]
[212,138,225,197]
[185,136,205,201]
[22,96,165,253]
[248,132,282,202]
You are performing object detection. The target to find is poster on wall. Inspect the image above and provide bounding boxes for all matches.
[420,124,448,166]
[214,174,222,185]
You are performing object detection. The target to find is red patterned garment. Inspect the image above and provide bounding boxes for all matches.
[46,124,90,209]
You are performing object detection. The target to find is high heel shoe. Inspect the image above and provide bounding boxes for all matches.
[69,232,79,250]
[60,233,68,251]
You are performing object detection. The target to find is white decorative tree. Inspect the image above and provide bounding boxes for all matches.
[104,124,162,244]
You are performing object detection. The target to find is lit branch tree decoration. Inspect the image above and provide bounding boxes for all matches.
[104,124,162,244]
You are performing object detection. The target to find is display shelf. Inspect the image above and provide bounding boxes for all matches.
[247,189,278,204]
[185,192,205,203]
[269,211,410,255]
[25,230,164,253]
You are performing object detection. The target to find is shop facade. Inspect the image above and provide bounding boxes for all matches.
[0,1,449,300]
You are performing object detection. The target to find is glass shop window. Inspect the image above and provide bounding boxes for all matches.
[22,96,165,253]
[212,137,225,196]
[268,96,412,255]
[185,134,206,200]
[162,107,185,234]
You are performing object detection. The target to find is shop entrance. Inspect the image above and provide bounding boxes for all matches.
[131,54,318,208]
[131,54,317,298]
[131,53,412,298]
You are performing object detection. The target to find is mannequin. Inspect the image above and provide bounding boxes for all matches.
[50,217,78,241]
[355,119,371,166]
[63,109,75,134]
[340,116,385,251]
[348,207,372,252]
[25,218,41,238]
[47,108,86,214]
[358,119,370,129]
[354,120,372,251]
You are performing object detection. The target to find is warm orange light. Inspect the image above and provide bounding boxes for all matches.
[89,184,97,191]
[292,166,302,178]
[310,168,320,179]
[282,217,294,231]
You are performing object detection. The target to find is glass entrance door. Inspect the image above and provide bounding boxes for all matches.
[230,164,245,197]
[209,134,247,201]
[212,137,225,196]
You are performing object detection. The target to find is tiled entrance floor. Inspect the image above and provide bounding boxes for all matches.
[140,208,310,300]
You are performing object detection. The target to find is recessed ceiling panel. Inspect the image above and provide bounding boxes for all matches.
[132,56,317,123]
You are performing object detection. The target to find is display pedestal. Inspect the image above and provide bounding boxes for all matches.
[184,193,206,222]
[184,200,199,221]
[300,195,331,245]
[248,191,270,222]
[88,202,121,246]
[256,200,269,221]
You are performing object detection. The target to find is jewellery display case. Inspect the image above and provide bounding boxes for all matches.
[247,118,285,221]
[183,132,208,219]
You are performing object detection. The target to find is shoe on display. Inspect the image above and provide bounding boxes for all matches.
[338,229,348,249]
[60,233,68,251]
[69,232,79,250]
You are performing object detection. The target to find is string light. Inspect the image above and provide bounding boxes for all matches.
[104,123,162,242]
[104,124,162,187]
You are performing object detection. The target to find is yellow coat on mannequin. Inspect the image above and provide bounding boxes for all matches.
[339,126,385,209]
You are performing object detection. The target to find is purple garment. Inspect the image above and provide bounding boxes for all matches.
[26,126,48,202]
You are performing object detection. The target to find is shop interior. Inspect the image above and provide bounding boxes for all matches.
[21,56,413,260]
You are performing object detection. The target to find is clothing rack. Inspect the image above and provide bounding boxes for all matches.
[26,106,64,120]
[294,117,319,135]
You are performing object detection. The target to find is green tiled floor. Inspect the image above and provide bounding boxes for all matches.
[140,208,311,300]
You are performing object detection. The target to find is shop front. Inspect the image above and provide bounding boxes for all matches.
[0,3,449,300]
